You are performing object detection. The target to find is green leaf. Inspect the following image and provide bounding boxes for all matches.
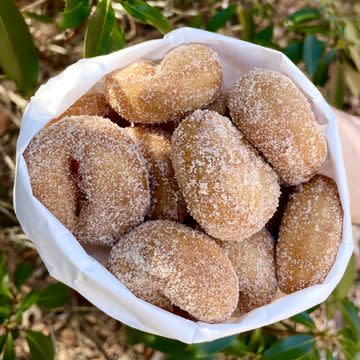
[110,25,125,52]
[147,335,185,354]
[0,304,11,324]
[0,334,7,353]
[303,35,325,77]
[148,335,186,354]
[349,46,360,73]
[223,337,249,357]
[254,25,273,46]
[16,291,39,322]
[332,255,356,300]
[58,0,90,29]
[237,5,255,41]
[23,12,54,23]
[298,348,321,360]
[312,49,337,86]
[121,0,171,34]
[307,305,320,314]
[206,4,236,32]
[263,335,316,360]
[0,0,38,97]
[284,41,303,64]
[3,333,15,360]
[344,21,360,73]
[0,254,5,278]
[248,328,264,352]
[327,61,345,109]
[291,311,316,329]
[345,64,360,98]
[288,8,321,24]
[124,326,148,345]
[37,283,71,308]
[189,335,237,355]
[291,24,329,36]
[26,331,55,360]
[0,275,12,303]
[14,261,34,289]
[84,0,117,58]
[189,14,204,29]
[124,327,188,357]
[341,299,360,340]
[338,329,360,359]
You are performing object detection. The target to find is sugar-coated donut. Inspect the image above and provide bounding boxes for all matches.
[205,89,229,116]
[171,110,280,242]
[277,175,343,293]
[109,220,239,323]
[228,69,327,186]
[46,93,123,127]
[124,127,187,222]
[25,116,150,246]
[105,44,222,124]
[221,229,277,313]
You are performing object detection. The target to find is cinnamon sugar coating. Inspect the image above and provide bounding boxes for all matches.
[277,175,343,293]
[171,110,280,242]
[124,126,187,222]
[46,93,121,127]
[205,89,229,116]
[105,44,222,124]
[221,229,277,313]
[109,220,239,323]
[228,69,327,186]
[24,116,150,246]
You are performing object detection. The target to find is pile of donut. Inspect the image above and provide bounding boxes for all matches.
[24,44,343,324]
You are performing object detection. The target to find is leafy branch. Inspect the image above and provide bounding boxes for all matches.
[0,253,71,360]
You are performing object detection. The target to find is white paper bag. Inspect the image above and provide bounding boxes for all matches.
[14,27,353,343]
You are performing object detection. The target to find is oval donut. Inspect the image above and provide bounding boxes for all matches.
[46,93,122,128]
[228,68,327,186]
[109,220,239,323]
[105,44,222,124]
[171,109,280,242]
[124,126,188,222]
[276,175,343,293]
[221,229,277,313]
[24,116,151,246]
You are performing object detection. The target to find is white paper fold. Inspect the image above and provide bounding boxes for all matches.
[14,27,353,343]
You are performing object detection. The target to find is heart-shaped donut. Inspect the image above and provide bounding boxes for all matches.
[105,44,222,124]
[24,116,151,246]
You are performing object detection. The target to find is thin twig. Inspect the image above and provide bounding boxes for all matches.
[80,322,113,360]
[20,0,48,12]
[49,306,100,314]
[0,85,28,109]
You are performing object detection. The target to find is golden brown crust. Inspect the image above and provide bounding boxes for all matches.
[204,89,229,116]
[228,69,327,186]
[109,220,239,323]
[221,229,277,313]
[24,116,151,246]
[46,93,121,127]
[124,127,188,222]
[171,109,280,242]
[105,44,222,124]
[276,175,343,293]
